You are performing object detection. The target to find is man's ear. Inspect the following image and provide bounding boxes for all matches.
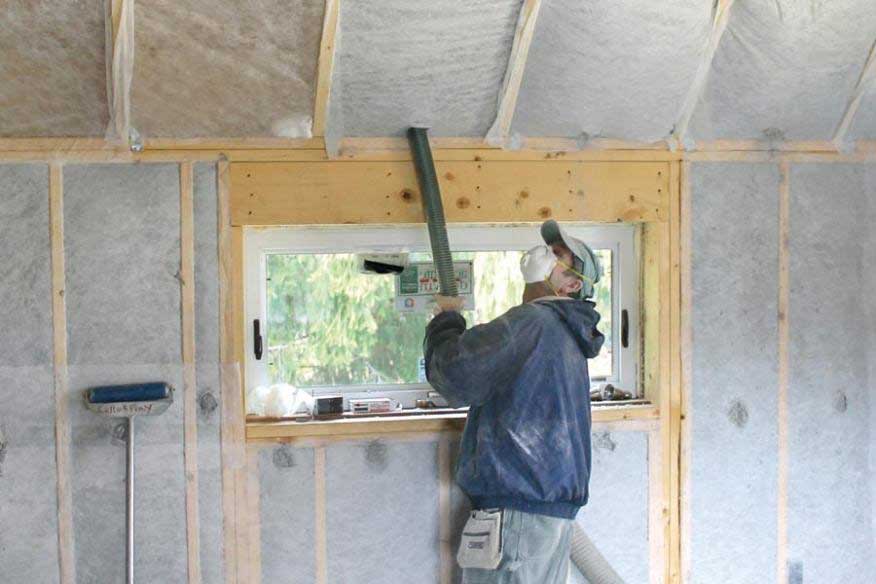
[560,278,583,295]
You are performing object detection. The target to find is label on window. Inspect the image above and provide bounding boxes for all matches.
[395,261,475,312]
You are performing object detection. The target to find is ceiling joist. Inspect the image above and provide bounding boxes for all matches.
[833,38,876,147]
[673,0,736,147]
[312,0,340,138]
[486,0,543,146]
[107,0,135,146]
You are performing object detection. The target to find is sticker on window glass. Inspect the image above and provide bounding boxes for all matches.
[395,261,475,312]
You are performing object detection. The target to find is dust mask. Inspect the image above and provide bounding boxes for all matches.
[520,245,558,284]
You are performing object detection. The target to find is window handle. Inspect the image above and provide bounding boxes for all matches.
[621,309,629,348]
[253,319,263,360]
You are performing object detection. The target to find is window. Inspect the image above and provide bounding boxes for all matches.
[244,225,638,413]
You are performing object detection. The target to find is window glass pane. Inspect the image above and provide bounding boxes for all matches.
[265,249,612,388]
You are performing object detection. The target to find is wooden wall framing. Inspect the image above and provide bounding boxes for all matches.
[10,139,875,582]
[225,155,682,584]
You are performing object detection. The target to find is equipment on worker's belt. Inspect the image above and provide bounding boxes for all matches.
[457,509,504,570]
[84,382,174,584]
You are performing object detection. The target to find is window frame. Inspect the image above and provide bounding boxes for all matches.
[244,223,639,411]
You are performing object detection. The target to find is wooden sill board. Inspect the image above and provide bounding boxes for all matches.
[245,403,659,442]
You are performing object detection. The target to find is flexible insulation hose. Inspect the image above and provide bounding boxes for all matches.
[570,523,626,584]
[407,127,458,296]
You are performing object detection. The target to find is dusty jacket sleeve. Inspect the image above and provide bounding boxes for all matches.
[423,309,530,408]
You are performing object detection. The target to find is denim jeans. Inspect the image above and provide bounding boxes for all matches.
[462,508,574,584]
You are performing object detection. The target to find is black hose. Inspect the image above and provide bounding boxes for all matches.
[407,127,458,297]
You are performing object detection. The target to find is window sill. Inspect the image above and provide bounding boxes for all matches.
[245,401,658,443]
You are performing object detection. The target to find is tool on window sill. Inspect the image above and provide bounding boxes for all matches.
[349,397,395,415]
[84,382,174,584]
[313,395,344,419]
[590,383,633,402]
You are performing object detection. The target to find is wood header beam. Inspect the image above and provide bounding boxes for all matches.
[230,160,669,226]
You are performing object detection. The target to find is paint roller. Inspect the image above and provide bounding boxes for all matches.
[84,382,174,584]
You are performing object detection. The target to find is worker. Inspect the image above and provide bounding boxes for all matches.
[423,219,604,584]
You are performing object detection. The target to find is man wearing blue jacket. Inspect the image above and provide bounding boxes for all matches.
[424,220,604,584]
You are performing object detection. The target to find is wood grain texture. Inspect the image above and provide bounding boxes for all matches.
[218,159,240,584]
[679,160,693,584]
[314,447,327,584]
[230,160,670,226]
[50,162,75,584]
[486,0,543,144]
[180,162,202,584]
[776,160,790,584]
[312,0,340,137]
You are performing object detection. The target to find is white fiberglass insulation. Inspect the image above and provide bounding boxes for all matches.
[0,1,108,137]
[689,0,876,142]
[850,87,876,141]
[327,0,522,138]
[132,0,324,138]
[511,0,712,143]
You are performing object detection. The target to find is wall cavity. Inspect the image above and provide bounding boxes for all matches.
[689,162,780,583]
[64,164,187,583]
[0,164,59,582]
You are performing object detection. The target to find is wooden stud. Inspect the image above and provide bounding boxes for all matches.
[486,0,543,144]
[667,161,683,584]
[230,224,251,584]
[147,137,327,151]
[679,161,693,584]
[314,447,328,584]
[648,429,665,584]
[655,216,672,584]
[777,161,790,584]
[50,162,75,584]
[3,139,876,166]
[246,446,262,584]
[692,139,838,153]
[833,39,876,147]
[179,162,202,584]
[218,159,241,584]
[438,437,453,584]
[673,0,737,145]
[312,0,340,137]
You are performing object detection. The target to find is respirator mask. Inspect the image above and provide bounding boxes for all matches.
[520,244,593,297]
[520,245,558,284]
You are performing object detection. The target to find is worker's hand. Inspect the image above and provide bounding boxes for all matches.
[433,295,465,314]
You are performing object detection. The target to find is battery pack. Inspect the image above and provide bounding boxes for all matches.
[349,397,393,415]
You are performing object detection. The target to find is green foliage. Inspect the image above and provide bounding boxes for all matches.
[266,250,614,388]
